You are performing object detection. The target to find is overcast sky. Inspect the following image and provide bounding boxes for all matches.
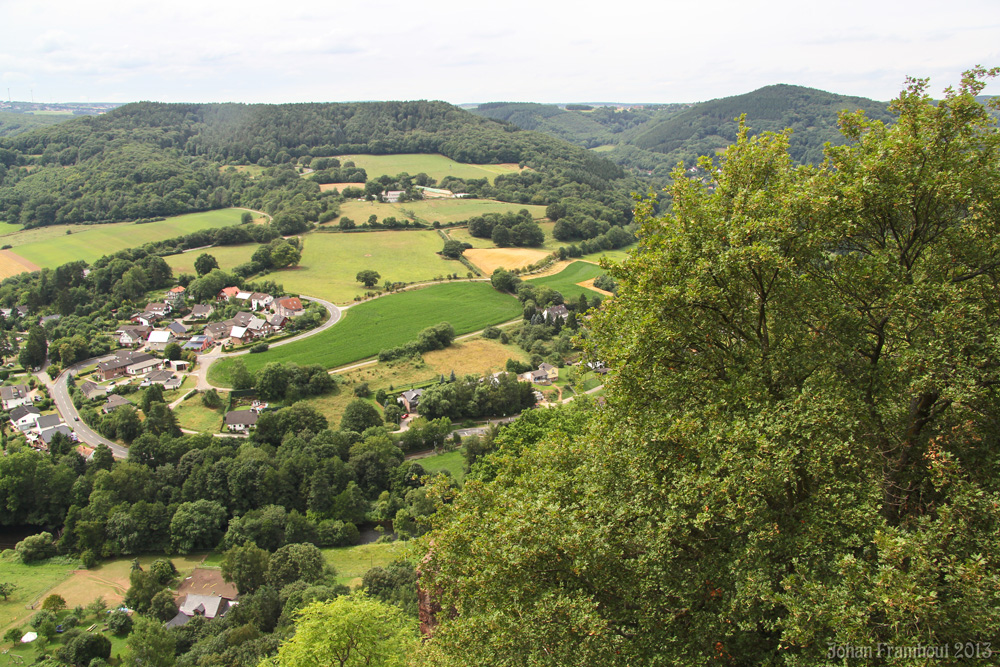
[2,0,999,105]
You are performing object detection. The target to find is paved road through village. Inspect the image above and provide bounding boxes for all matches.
[45,296,342,458]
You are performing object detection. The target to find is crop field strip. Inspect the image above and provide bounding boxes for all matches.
[526,260,607,301]
[208,281,521,386]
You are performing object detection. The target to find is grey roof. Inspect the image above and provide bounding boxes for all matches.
[190,304,214,317]
[79,380,106,399]
[224,410,258,426]
[103,394,133,411]
[231,312,254,327]
[36,414,62,430]
[167,321,189,334]
[9,405,40,421]
[40,425,73,444]
[0,385,29,402]
[147,370,176,384]
[178,594,230,619]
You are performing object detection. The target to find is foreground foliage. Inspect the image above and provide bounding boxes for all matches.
[422,71,1000,665]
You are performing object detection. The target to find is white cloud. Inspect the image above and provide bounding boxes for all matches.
[0,0,997,103]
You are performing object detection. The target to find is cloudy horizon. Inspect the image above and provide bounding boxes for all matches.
[2,0,999,106]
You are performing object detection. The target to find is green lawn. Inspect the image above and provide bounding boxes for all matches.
[209,282,521,386]
[270,230,452,303]
[334,154,524,184]
[174,395,226,433]
[528,261,607,301]
[0,553,77,633]
[322,541,413,589]
[0,222,22,236]
[417,449,467,484]
[164,243,258,277]
[7,209,245,269]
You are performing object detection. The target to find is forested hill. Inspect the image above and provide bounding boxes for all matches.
[0,101,630,228]
[472,84,895,174]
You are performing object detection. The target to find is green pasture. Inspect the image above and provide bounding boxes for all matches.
[8,209,245,269]
[164,243,257,276]
[417,449,467,484]
[0,554,77,632]
[336,199,547,226]
[208,282,521,386]
[272,231,452,303]
[528,261,606,301]
[0,223,22,236]
[334,154,523,184]
[322,541,413,589]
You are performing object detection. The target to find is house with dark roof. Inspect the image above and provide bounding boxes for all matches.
[249,292,273,311]
[40,425,73,446]
[225,410,258,432]
[9,405,41,429]
[79,380,107,401]
[35,414,63,431]
[204,322,231,341]
[397,388,424,412]
[183,335,213,353]
[167,321,189,336]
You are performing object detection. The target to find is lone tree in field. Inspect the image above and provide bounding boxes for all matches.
[194,253,219,277]
[0,582,16,601]
[356,270,381,288]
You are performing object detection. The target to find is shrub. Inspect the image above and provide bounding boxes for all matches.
[107,609,132,636]
[15,532,55,563]
[41,594,66,612]
[482,326,501,339]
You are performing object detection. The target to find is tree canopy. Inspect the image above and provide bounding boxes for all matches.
[422,69,1000,666]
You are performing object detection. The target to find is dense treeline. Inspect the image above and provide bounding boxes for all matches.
[0,100,635,228]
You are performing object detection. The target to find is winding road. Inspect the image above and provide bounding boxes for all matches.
[44,295,343,458]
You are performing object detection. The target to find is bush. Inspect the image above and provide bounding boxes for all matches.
[80,549,98,569]
[250,342,270,353]
[107,610,132,636]
[482,326,501,339]
[15,531,55,563]
[353,383,370,398]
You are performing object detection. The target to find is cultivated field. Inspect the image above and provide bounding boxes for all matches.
[164,243,258,276]
[464,247,551,274]
[335,199,548,226]
[334,154,524,184]
[208,282,521,386]
[448,221,634,265]
[318,182,363,193]
[274,231,452,303]
[527,261,607,301]
[0,209,246,275]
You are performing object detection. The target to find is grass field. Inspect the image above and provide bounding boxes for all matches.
[273,231,452,303]
[164,243,258,276]
[0,209,246,274]
[336,199,548,226]
[174,393,227,433]
[0,223,22,236]
[527,261,607,301]
[208,282,521,386]
[323,540,414,588]
[334,154,524,184]
[418,449,467,483]
[0,554,78,632]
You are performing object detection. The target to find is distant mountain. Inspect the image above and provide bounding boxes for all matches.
[472,85,895,175]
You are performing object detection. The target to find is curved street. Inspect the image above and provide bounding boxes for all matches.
[44,296,342,458]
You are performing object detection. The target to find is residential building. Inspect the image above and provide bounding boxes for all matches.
[249,293,273,311]
[542,305,570,322]
[188,304,214,320]
[117,325,151,347]
[9,405,41,429]
[165,285,186,307]
[147,330,175,352]
[217,286,240,302]
[0,384,32,410]
[102,394,134,414]
[79,380,107,400]
[225,410,258,432]
[398,388,424,412]
[273,297,304,318]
